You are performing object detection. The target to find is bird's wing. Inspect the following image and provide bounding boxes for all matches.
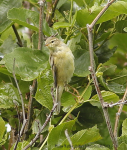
[49,54,57,88]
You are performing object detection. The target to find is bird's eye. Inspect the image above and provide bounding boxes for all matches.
[51,40,54,43]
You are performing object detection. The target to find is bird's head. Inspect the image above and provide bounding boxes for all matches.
[45,37,61,51]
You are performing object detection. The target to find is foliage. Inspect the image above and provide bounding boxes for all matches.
[1,0,127,150]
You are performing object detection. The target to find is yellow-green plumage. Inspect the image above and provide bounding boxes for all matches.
[45,37,74,114]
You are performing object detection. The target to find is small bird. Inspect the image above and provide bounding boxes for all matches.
[45,37,74,114]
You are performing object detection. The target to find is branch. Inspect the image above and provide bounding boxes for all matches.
[38,0,45,50]
[86,1,117,150]
[103,99,127,108]
[114,87,127,138]
[13,58,26,121]
[24,80,37,140]
[13,58,27,150]
[65,129,74,150]
[52,0,59,20]
[23,103,58,150]
[12,24,23,47]
[89,0,116,29]
[24,0,45,140]
[46,0,59,27]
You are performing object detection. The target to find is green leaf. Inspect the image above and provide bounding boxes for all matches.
[0,83,20,108]
[122,118,127,136]
[53,22,71,30]
[85,0,96,7]
[61,91,76,112]
[76,1,127,27]
[57,0,68,9]
[63,125,102,147]
[109,33,127,53]
[0,0,22,33]
[86,144,110,150]
[118,135,127,145]
[91,90,119,104]
[74,51,90,77]
[73,0,84,6]
[32,109,49,134]
[115,20,127,33]
[72,103,103,127]
[8,8,39,31]
[0,66,20,80]
[118,142,127,150]
[3,47,48,81]
[95,42,117,63]
[0,35,18,54]
[35,66,53,110]
[97,65,127,94]
[11,141,30,150]
[48,119,76,149]
[62,85,92,112]
[0,117,5,143]
[43,19,56,36]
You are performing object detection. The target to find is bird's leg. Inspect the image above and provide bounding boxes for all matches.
[65,84,79,95]
[65,84,84,103]
[65,84,81,102]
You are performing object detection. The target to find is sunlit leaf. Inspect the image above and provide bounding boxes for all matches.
[8,8,39,31]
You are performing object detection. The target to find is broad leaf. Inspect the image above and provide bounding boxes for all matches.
[62,125,102,147]
[118,142,127,150]
[35,66,53,110]
[76,1,127,27]
[0,117,5,143]
[32,109,49,134]
[122,118,127,136]
[48,119,76,149]
[3,47,48,81]
[0,83,20,109]
[91,90,119,105]
[86,144,110,150]
[74,51,90,77]
[0,35,18,54]
[8,8,39,31]
[115,20,127,33]
[53,22,71,30]
[0,0,22,33]
[11,141,30,150]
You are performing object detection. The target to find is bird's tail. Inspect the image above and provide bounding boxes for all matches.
[55,84,64,114]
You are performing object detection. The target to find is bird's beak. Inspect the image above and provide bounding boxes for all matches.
[45,43,49,46]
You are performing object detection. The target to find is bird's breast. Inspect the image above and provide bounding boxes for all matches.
[53,50,74,84]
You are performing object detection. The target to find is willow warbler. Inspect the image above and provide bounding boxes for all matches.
[45,37,74,114]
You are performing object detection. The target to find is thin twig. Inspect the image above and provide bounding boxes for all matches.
[22,103,58,150]
[13,58,27,150]
[89,0,116,29]
[24,80,37,140]
[86,1,117,149]
[52,0,59,20]
[65,129,74,150]
[13,104,21,150]
[87,24,117,150]
[12,24,23,47]
[46,0,59,26]
[114,87,127,138]
[38,0,45,50]
[24,0,45,140]
[13,120,27,150]
[103,99,127,108]
[13,58,26,121]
